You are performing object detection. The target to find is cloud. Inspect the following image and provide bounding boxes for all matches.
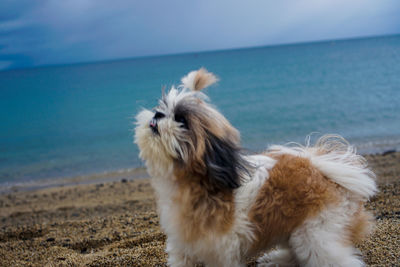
[0,0,399,70]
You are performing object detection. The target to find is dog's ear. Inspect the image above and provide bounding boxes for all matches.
[181,68,218,91]
[204,133,248,190]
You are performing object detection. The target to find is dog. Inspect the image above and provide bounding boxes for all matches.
[135,68,377,267]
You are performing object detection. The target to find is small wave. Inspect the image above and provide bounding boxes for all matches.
[351,136,400,155]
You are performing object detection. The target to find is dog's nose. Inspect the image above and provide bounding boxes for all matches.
[149,118,159,134]
[150,118,157,128]
[150,111,164,134]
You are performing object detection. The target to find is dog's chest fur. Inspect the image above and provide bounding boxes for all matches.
[151,155,277,257]
[154,170,236,243]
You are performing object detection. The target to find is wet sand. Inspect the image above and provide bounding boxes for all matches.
[0,152,399,266]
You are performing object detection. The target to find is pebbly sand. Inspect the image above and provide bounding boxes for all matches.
[0,152,399,266]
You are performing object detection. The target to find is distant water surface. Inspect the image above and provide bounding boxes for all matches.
[1,35,400,185]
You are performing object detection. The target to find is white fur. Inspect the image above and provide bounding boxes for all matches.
[257,247,297,267]
[160,86,208,114]
[181,70,200,90]
[288,198,365,267]
[135,109,174,177]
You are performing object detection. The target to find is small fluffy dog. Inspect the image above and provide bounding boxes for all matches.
[135,69,377,267]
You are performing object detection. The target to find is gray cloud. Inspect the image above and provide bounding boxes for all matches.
[1,0,399,70]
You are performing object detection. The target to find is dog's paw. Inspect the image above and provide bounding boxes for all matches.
[257,249,298,267]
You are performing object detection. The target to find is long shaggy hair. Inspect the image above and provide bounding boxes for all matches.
[135,68,377,267]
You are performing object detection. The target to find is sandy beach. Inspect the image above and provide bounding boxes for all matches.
[0,152,399,266]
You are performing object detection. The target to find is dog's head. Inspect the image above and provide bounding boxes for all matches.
[135,68,249,190]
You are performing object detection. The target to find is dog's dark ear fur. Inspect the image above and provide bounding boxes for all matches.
[204,133,250,190]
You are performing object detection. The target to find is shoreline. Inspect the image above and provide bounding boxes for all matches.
[0,144,397,195]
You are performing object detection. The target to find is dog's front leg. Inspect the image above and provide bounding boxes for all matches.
[167,254,195,267]
[201,249,246,267]
[166,240,195,267]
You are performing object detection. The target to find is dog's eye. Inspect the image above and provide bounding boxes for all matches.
[174,114,188,128]
[154,111,165,120]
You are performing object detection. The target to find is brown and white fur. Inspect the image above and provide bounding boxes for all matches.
[134,68,377,267]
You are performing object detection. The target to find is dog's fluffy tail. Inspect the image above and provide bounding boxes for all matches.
[268,135,377,199]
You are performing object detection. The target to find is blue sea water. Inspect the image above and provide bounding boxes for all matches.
[1,35,400,185]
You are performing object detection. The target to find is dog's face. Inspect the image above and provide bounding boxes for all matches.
[135,69,248,189]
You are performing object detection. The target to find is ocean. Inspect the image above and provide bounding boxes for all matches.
[1,35,400,186]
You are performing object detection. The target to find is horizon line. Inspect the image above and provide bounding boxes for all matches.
[1,32,399,73]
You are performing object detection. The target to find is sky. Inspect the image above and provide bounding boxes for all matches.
[0,0,400,71]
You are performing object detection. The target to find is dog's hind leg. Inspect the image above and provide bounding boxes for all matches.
[288,204,365,267]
